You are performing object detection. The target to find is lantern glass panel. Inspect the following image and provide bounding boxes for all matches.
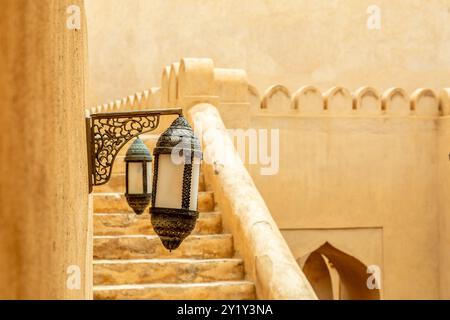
[155,154,184,208]
[189,163,200,211]
[127,162,144,194]
[146,161,152,194]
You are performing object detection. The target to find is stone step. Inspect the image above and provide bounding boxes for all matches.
[93,281,256,300]
[93,258,244,286]
[93,191,214,213]
[93,234,234,260]
[94,172,206,193]
[94,212,222,236]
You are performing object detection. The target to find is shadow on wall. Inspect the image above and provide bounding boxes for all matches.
[299,243,381,300]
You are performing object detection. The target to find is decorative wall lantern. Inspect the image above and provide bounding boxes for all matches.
[151,116,203,251]
[124,137,152,215]
[86,108,203,252]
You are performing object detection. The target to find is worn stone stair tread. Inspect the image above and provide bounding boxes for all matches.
[93,258,245,285]
[93,258,242,264]
[94,234,230,239]
[93,281,256,300]
[93,234,234,260]
[93,211,219,217]
[94,211,221,236]
[94,280,254,290]
[93,211,220,221]
[93,191,214,213]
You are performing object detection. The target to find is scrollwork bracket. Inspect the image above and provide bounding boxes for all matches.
[86,108,183,193]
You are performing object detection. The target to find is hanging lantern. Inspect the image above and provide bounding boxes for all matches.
[124,137,152,215]
[150,116,202,251]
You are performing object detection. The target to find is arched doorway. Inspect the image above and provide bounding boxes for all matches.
[299,242,381,300]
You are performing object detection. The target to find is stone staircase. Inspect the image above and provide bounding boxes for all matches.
[92,135,256,300]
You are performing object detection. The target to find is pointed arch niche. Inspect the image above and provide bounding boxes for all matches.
[282,228,383,300]
[299,242,381,300]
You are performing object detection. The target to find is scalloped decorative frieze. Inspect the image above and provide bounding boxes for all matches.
[324,86,353,115]
[250,84,448,118]
[84,56,449,119]
[382,88,409,116]
[261,85,291,112]
[292,86,324,115]
[353,86,381,115]
[86,87,162,115]
[411,88,439,117]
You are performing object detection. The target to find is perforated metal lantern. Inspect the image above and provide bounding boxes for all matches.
[124,137,152,215]
[150,116,202,251]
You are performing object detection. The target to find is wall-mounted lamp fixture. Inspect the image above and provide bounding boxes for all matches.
[85,108,202,251]
[124,138,152,215]
[151,116,203,251]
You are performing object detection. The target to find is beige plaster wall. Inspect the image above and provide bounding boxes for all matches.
[249,118,440,299]
[438,98,450,299]
[0,0,91,299]
[246,86,442,299]
[85,0,450,106]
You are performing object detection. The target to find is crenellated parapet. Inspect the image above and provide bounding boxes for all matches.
[324,86,353,115]
[381,87,409,116]
[410,89,440,117]
[159,58,251,127]
[86,57,450,124]
[353,86,381,115]
[256,84,445,118]
[292,86,324,115]
[157,58,449,121]
[261,85,291,112]
[88,56,450,122]
[87,87,161,115]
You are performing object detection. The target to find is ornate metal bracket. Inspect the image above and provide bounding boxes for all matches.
[86,108,183,193]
